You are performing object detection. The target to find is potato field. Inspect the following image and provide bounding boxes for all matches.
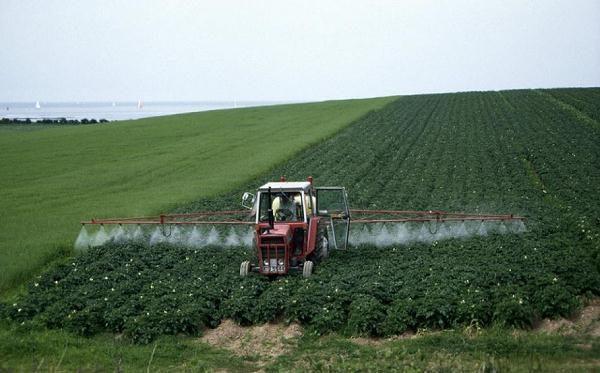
[3,88,599,343]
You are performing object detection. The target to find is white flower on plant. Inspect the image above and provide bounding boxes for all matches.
[34,283,39,287]
[553,277,558,282]
[54,280,58,285]
[89,277,93,281]
[518,299,523,305]
[17,308,22,312]
[103,276,108,280]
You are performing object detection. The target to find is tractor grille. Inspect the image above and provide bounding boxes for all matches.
[261,247,285,260]
[260,247,286,273]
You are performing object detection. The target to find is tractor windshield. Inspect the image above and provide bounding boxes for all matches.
[258,191,303,222]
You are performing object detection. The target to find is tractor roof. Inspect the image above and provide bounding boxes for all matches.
[258,181,311,192]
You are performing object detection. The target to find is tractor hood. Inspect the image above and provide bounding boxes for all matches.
[265,224,291,237]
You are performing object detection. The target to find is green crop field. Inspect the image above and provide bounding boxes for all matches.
[0,97,393,292]
[1,88,599,371]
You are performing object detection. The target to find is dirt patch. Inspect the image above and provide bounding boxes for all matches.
[534,298,600,336]
[535,318,575,335]
[200,319,302,360]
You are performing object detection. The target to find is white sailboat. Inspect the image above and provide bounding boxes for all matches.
[137,99,143,109]
[35,101,41,109]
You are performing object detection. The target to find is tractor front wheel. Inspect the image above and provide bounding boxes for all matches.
[240,261,250,277]
[302,260,313,278]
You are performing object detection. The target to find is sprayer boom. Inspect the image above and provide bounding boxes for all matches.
[75,177,526,277]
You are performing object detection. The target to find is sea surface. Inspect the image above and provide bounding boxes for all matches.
[0,101,284,121]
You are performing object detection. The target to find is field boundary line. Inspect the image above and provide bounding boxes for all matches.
[534,89,600,131]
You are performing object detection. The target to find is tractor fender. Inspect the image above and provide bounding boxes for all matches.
[305,216,321,256]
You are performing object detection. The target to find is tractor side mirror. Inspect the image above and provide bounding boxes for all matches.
[241,192,255,210]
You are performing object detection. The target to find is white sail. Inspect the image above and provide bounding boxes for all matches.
[137,100,143,109]
[35,101,41,109]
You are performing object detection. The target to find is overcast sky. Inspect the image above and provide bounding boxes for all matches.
[1,0,599,102]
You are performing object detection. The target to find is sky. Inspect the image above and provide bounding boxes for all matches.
[1,0,599,102]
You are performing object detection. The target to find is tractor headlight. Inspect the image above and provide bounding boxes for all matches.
[278,259,284,266]
[263,260,269,266]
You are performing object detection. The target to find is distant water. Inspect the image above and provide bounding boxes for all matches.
[0,101,284,121]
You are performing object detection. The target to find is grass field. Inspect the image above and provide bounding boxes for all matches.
[1,88,599,370]
[0,97,393,292]
[1,321,598,371]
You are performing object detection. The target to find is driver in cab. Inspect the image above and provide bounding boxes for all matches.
[272,193,301,221]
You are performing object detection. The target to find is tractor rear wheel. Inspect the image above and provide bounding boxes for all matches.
[240,261,250,277]
[302,260,313,278]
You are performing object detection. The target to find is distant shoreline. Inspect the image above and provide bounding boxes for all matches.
[1,117,109,125]
[0,101,293,121]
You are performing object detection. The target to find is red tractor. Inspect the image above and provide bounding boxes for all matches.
[239,176,350,277]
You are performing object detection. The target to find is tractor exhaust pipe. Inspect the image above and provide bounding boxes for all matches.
[267,186,274,230]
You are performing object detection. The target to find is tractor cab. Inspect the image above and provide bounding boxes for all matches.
[257,181,313,223]
[240,177,350,277]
